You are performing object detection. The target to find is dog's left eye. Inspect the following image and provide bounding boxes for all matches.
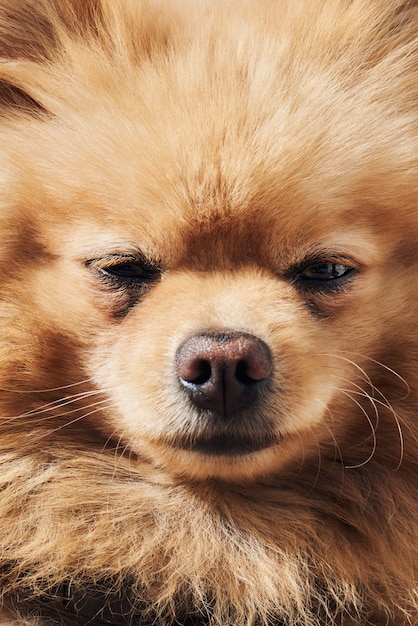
[299,262,353,281]
[290,258,358,292]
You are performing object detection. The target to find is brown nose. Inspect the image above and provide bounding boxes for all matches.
[175,332,272,417]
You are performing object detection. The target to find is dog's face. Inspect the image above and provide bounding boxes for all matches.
[1,0,418,485]
[1,1,418,623]
[55,195,409,483]
[2,47,416,482]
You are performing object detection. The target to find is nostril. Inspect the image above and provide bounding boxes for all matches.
[179,359,212,385]
[235,360,256,385]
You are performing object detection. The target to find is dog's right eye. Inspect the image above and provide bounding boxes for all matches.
[87,255,162,287]
[101,262,156,282]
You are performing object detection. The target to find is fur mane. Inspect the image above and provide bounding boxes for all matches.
[0,1,417,625]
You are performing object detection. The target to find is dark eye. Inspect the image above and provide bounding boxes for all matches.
[103,262,155,281]
[87,255,162,287]
[300,262,354,282]
[289,258,358,292]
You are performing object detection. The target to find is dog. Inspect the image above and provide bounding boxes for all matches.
[0,0,417,624]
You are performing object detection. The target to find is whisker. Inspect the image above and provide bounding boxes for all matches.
[38,404,114,438]
[335,382,380,426]
[320,352,410,400]
[103,432,136,488]
[337,374,405,422]
[315,398,346,471]
[318,353,375,389]
[304,425,323,494]
[319,352,408,470]
[38,398,111,423]
[0,379,94,394]
[351,354,410,400]
[3,396,110,424]
[16,389,109,419]
[334,384,405,471]
[336,389,377,469]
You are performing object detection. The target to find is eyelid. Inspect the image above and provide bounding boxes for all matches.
[298,255,358,271]
[87,254,140,263]
[86,254,161,271]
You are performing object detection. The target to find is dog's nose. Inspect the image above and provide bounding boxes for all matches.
[175,332,272,416]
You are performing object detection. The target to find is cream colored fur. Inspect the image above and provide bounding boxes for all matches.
[0,0,417,624]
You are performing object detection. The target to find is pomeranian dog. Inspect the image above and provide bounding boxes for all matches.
[0,0,417,624]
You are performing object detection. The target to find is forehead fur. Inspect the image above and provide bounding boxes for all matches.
[1,0,418,242]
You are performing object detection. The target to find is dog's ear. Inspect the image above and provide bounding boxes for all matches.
[0,0,107,59]
[0,79,47,116]
[0,0,57,117]
[0,0,178,117]
[0,0,106,117]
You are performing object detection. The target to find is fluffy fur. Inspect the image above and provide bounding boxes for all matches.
[0,0,417,624]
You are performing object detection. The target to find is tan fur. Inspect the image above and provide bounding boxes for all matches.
[0,0,417,624]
